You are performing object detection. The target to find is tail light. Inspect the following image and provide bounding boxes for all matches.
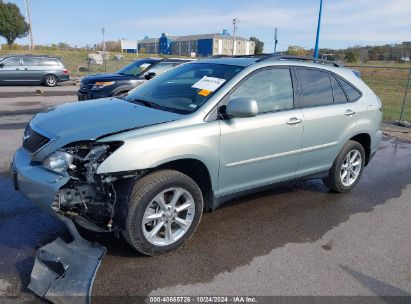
[62,69,68,75]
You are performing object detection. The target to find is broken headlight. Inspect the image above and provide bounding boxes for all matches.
[43,151,74,174]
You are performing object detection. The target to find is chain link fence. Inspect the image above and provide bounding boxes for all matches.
[347,66,411,122]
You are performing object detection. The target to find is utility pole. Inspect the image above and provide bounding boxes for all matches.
[232,18,238,55]
[101,28,106,51]
[314,0,323,59]
[274,28,278,54]
[24,0,34,51]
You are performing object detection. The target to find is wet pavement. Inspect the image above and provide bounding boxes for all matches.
[0,86,410,301]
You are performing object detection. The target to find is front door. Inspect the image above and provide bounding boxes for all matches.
[218,67,304,197]
[0,57,22,83]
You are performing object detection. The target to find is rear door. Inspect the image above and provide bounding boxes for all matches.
[0,57,22,83]
[294,67,359,177]
[21,57,42,82]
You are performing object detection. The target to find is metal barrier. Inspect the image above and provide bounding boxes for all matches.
[347,65,411,123]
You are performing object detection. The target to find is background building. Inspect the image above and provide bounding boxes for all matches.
[137,31,255,57]
[120,39,138,53]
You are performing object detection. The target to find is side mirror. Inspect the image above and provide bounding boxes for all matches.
[224,98,259,118]
[144,72,156,80]
[0,63,4,68]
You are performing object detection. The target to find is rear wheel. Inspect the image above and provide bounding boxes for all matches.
[123,170,203,255]
[44,74,58,87]
[323,140,365,193]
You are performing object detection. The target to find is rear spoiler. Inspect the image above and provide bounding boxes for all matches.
[351,69,361,78]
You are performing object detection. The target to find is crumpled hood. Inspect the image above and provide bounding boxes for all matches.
[30,98,183,159]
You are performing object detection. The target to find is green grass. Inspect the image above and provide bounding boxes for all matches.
[348,66,411,121]
[1,50,410,121]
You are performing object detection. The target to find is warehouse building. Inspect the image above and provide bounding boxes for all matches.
[136,31,255,57]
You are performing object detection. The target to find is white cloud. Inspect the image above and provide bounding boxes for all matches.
[115,0,411,49]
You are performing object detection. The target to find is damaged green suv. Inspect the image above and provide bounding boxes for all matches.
[11,55,382,256]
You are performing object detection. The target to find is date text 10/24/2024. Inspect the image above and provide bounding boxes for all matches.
[148,296,258,303]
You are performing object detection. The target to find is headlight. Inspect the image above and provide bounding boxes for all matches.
[43,151,74,174]
[92,81,115,90]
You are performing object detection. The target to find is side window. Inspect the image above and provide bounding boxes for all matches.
[39,58,60,66]
[337,77,362,101]
[297,68,333,107]
[146,63,175,76]
[3,57,21,67]
[22,57,39,66]
[330,74,348,104]
[230,68,294,114]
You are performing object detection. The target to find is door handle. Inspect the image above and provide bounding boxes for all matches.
[286,117,303,125]
[344,109,356,116]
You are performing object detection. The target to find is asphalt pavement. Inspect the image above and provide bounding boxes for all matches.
[0,85,410,303]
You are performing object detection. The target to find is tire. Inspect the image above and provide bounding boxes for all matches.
[123,170,203,256]
[323,140,365,193]
[44,74,58,87]
[113,90,129,97]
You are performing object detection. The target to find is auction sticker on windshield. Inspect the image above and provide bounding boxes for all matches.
[192,76,226,92]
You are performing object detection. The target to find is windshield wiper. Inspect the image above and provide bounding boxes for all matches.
[126,98,163,110]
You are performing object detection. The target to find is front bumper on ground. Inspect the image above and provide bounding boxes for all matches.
[11,147,70,217]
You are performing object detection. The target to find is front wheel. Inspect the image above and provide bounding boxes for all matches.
[323,140,365,193]
[123,170,203,255]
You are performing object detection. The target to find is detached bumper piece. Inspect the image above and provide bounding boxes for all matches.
[28,217,106,304]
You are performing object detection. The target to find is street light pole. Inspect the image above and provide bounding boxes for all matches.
[24,0,34,51]
[274,28,278,54]
[314,0,323,59]
[232,18,238,55]
[101,28,106,51]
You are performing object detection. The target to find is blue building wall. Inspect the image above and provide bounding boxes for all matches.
[197,39,213,57]
[159,33,172,54]
[124,49,137,53]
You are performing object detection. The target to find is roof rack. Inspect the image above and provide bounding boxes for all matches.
[206,54,270,59]
[257,55,343,67]
[206,54,342,67]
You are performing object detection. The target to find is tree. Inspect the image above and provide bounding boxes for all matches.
[0,1,29,48]
[286,46,309,56]
[345,51,359,63]
[250,36,264,54]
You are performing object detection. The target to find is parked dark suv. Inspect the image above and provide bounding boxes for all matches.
[0,55,69,86]
[77,58,194,100]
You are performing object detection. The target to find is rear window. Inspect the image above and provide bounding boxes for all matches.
[297,68,334,107]
[22,57,39,66]
[337,76,362,101]
[38,58,60,66]
[330,74,348,104]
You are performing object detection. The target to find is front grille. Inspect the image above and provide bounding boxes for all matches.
[79,83,93,92]
[23,125,50,153]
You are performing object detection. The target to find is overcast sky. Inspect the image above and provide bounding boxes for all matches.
[5,0,411,51]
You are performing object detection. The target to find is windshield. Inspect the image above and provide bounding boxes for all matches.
[125,63,244,114]
[117,59,156,76]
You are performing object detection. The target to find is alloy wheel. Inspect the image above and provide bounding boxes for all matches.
[340,149,362,187]
[142,187,195,246]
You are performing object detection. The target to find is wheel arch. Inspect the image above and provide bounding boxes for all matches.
[156,158,214,211]
[349,133,371,166]
[110,85,134,97]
